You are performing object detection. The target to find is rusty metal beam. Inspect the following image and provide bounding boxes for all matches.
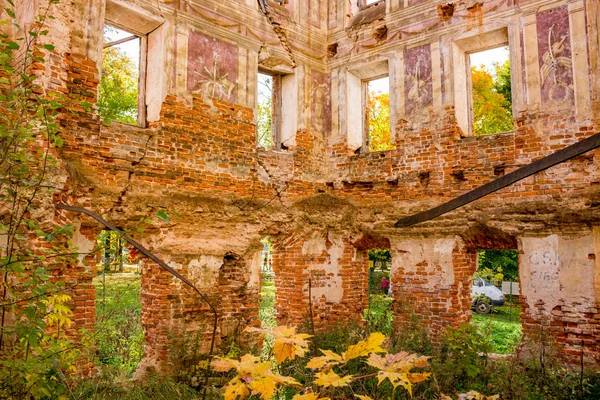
[395,132,600,228]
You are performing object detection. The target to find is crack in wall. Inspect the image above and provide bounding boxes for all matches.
[111,133,155,210]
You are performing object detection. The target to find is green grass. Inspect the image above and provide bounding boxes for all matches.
[471,301,523,354]
[364,294,394,335]
[92,273,143,376]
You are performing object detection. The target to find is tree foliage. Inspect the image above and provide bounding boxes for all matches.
[0,1,82,397]
[97,28,138,125]
[471,59,513,136]
[477,250,519,282]
[367,91,394,151]
[257,74,274,149]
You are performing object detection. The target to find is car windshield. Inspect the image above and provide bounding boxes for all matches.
[484,280,495,286]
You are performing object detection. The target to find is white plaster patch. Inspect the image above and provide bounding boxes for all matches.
[391,238,455,289]
[303,232,344,303]
[248,250,262,289]
[302,231,327,256]
[521,234,595,313]
[187,255,223,288]
[72,224,96,264]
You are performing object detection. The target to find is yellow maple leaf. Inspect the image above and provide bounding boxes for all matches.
[218,353,298,400]
[223,377,250,400]
[355,395,374,400]
[314,370,353,388]
[292,394,320,400]
[271,326,312,364]
[342,332,386,361]
[366,352,431,396]
[306,349,343,370]
[463,391,500,400]
[249,375,278,399]
[211,357,239,372]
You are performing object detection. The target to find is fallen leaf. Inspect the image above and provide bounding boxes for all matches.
[314,370,353,388]
[343,332,386,361]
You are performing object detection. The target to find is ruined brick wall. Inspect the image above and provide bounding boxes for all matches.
[272,230,369,329]
[12,0,600,371]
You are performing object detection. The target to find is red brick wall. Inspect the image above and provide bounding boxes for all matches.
[272,230,369,330]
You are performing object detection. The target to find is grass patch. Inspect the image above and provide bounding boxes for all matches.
[92,273,143,376]
[364,293,394,335]
[471,301,522,354]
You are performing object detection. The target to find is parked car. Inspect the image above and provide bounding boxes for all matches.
[471,277,505,314]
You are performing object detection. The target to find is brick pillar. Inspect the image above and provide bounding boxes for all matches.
[272,230,369,331]
[137,250,261,375]
[391,236,476,338]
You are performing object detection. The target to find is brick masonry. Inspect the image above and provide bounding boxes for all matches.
[11,0,600,370]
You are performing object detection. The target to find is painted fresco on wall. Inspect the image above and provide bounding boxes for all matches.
[309,0,321,28]
[311,70,331,135]
[187,30,238,103]
[286,0,296,19]
[536,6,574,105]
[404,44,433,115]
[328,0,337,29]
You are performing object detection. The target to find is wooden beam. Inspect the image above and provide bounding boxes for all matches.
[395,132,600,228]
[103,35,137,49]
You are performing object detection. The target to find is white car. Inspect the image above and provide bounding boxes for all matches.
[471,277,505,314]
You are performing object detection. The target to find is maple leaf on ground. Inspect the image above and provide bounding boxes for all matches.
[216,354,299,400]
[355,395,374,400]
[462,391,500,400]
[314,370,354,388]
[366,352,431,397]
[223,377,250,400]
[246,325,312,364]
[306,349,343,370]
[292,393,330,400]
[211,357,239,372]
[342,332,386,361]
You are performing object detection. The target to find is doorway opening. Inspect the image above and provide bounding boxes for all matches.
[365,249,393,334]
[259,237,276,330]
[92,230,143,376]
[470,249,521,354]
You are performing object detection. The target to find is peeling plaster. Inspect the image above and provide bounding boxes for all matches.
[521,234,596,313]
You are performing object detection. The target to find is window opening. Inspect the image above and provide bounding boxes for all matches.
[471,249,521,354]
[99,24,145,126]
[365,76,394,152]
[469,46,513,136]
[92,230,143,376]
[257,72,278,149]
[365,249,393,334]
[361,0,383,7]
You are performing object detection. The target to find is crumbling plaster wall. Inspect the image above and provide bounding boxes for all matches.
[20,0,600,369]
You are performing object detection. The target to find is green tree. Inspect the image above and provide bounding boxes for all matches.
[494,59,512,108]
[0,1,82,397]
[367,91,395,151]
[471,61,513,136]
[478,250,519,282]
[257,74,273,149]
[97,29,139,124]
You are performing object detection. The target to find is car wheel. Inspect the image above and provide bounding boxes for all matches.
[475,300,491,314]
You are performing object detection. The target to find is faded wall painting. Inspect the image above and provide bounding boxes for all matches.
[187,30,238,103]
[309,0,321,28]
[536,6,574,105]
[328,0,337,29]
[404,44,433,115]
[310,70,332,135]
